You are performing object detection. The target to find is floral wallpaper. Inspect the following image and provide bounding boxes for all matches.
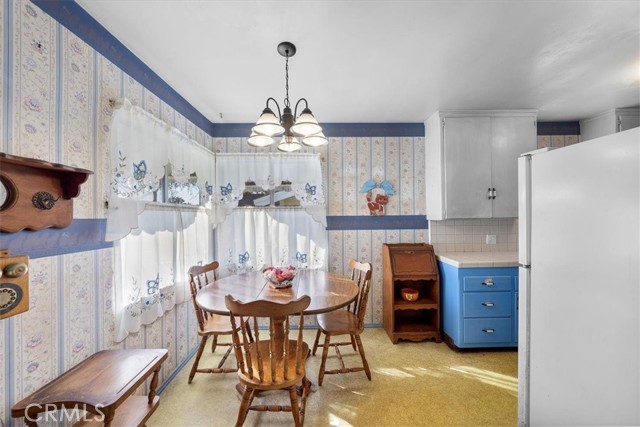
[0,1,427,425]
[0,1,204,424]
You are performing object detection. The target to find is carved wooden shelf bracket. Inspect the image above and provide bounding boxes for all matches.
[0,153,93,233]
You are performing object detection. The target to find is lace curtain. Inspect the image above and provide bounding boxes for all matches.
[214,153,326,227]
[114,205,210,342]
[106,99,216,241]
[215,208,328,277]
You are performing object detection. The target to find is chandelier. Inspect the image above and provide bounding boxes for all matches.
[247,42,327,152]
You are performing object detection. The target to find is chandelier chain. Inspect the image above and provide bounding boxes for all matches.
[284,54,290,108]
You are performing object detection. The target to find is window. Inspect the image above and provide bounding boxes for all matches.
[213,153,327,277]
[238,180,300,208]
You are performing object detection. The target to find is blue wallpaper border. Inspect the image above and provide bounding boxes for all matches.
[537,121,580,135]
[326,215,428,230]
[212,122,426,138]
[0,216,427,258]
[30,0,213,133]
[0,219,111,259]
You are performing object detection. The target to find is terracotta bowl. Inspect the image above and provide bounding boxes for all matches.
[401,288,419,302]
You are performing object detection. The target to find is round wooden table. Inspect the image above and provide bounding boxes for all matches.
[195,269,359,315]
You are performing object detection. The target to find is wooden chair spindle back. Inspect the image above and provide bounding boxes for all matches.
[226,295,310,386]
[188,261,219,330]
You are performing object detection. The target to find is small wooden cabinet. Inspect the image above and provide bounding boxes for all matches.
[383,243,441,344]
[440,263,518,349]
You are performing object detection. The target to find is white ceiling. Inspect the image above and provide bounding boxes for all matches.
[75,0,640,124]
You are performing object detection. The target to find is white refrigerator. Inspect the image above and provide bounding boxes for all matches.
[517,127,640,426]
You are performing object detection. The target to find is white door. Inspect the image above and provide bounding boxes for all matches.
[491,116,536,217]
[443,116,491,218]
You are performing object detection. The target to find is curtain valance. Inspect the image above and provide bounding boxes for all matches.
[106,99,216,241]
[214,153,326,226]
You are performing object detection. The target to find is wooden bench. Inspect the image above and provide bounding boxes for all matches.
[11,349,168,427]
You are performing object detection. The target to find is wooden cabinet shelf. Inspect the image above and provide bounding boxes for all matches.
[394,297,438,310]
[383,243,441,344]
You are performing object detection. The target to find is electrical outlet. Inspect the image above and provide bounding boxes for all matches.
[486,234,497,245]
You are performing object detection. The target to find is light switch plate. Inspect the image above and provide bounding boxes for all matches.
[486,234,497,245]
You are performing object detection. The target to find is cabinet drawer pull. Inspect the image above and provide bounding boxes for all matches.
[481,302,495,307]
[482,278,494,286]
[482,328,496,334]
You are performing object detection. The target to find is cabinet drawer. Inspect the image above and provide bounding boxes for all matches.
[463,292,512,318]
[463,318,512,344]
[463,275,512,292]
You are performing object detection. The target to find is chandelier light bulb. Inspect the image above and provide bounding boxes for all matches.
[291,108,322,136]
[253,108,285,136]
[247,132,275,147]
[302,131,328,147]
[277,136,302,152]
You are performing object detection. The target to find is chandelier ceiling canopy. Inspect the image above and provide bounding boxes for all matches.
[247,42,327,152]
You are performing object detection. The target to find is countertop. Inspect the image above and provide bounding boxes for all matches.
[435,251,519,268]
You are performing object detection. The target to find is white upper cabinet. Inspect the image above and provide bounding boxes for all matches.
[579,108,640,142]
[425,110,538,220]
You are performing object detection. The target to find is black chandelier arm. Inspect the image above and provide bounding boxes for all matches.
[265,97,282,120]
[293,98,310,118]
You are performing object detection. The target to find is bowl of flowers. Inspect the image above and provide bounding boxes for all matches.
[263,265,296,289]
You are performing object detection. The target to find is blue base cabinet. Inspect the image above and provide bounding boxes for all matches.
[439,262,518,348]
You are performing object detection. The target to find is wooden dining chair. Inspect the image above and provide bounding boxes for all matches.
[312,259,372,385]
[187,261,237,383]
[225,294,312,427]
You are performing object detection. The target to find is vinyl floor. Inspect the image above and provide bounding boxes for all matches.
[148,328,517,427]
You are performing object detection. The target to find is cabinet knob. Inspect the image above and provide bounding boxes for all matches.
[482,328,496,334]
[482,278,494,286]
[481,302,495,307]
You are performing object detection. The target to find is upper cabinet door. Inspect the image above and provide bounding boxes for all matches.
[425,110,537,220]
[443,117,492,218]
[619,113,640,133]
[491,116,537,217]
[580,108,640,141]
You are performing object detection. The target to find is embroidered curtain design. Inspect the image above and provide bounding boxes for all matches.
[106,99,216,241]
[215,208,328,277]
[214,153,326,227]
[114,205,210,342]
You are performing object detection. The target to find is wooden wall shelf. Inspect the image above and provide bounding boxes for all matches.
[0,153,92,233]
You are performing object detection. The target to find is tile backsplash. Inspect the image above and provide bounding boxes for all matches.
[428,218,518,253]
[537,134,580,148]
